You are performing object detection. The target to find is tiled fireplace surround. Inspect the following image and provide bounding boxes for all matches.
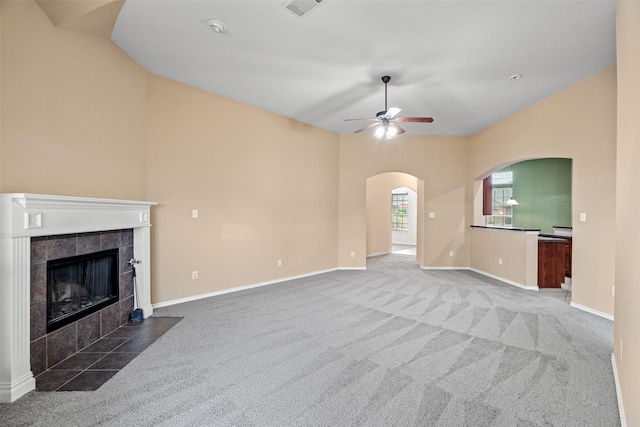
[0,194,156,403]
[30,230,136,378]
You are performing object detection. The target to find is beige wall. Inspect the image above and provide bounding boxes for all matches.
[366,172,418,256]
[1,0,339,306]
[470,66,617,317]
[615,1,640,424]
[146,74,339,303]
[0,1,148,200]
[34,0,124,38]
[338,134,470,269]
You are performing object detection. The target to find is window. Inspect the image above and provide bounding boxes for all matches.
[491,171,513,186]
[392,193,408,231]
[485,171,514,227]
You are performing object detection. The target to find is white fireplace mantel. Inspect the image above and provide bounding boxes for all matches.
[0,193,157,403]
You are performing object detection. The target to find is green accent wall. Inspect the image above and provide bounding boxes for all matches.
[502,158,572,233]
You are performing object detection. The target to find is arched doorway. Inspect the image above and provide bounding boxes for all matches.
[366,172,421,262]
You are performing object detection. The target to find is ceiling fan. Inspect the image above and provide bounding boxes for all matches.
[345,76,434,140]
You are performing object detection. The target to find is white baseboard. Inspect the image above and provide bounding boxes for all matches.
[152,267,339,309]
[421,266,470,271]
[570,301,614,321]
[338,267,367,270]
[469,268,539,291]
[0,373,35,403]
[611,353,627,427]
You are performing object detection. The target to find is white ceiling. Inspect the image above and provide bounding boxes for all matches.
[111,0,617,136]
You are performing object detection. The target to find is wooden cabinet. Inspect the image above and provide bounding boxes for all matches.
[540,233,572,278]
[563,236,572,277]
[538,238,567,288]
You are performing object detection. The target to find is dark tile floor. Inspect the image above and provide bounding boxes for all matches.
[35,317,182,392]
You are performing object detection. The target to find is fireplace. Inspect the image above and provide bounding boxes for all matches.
[0,193,157,403]
[29,231,135,379]
[47,249,120,333]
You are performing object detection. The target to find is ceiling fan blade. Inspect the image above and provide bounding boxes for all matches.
[389,122,406,135]
[396,117,434,123]
[354,122,381,134]
[384,107,401,119]
[344,118,378,122]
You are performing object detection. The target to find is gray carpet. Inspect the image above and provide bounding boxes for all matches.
[0,254,619,426]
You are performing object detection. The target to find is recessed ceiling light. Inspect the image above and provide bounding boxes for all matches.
[509,74,523,81]
[207,19,226,33]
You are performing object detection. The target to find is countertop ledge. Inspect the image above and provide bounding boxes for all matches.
[470,225,541,232]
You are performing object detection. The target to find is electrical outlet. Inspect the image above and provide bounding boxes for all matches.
[611,285,615,296]
[277,259,282,267]
[498,258,503,265]
[449,251,454,257]
[192,209,198,218]
[192,271,198,280]
[351,251,355,258]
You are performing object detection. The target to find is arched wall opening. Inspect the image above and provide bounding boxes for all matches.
[473,158,573,232]
[471,157,574,293]
[366,172,421,262]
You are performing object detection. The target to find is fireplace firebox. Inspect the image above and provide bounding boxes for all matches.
[47,249,120,333]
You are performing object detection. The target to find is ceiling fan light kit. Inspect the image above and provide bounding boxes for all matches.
[375,125,397,140]
[345,76,434,140]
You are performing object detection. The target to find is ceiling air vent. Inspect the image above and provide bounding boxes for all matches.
[282,0,325,18]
